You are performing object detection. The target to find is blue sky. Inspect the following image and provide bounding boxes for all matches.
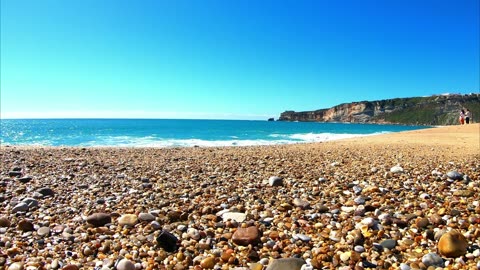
[1,0,479,119]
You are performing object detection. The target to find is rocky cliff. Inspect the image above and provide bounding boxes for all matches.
[279,94,480,125]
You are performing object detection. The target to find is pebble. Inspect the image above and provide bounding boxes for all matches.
[268,176,283,186]
[37,226,50,237]
[117,214,138,226]
[200,257,215,269]
[266,258,305,270]
[37,187,55,196]
[12,202,29,213]
[0,216,10,227]
[390,165,404,173]
[222,212,247,223]
[157,230,178,252]
[116,259,135,270]
[18,219,34,231]
[422,253,444,267]
[86,213,111,227]
[293,198,310,209]
[232,226,260,246]
[138,212,155,222]
[7,262,24,270]
[447,171,463,180]
[438,230,468,258]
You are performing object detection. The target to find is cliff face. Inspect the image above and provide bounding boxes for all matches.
[279,94,480,125]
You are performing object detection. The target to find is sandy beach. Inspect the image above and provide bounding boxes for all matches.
[0,124,479,270]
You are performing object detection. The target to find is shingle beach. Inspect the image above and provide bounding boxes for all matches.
[1,124,479,270]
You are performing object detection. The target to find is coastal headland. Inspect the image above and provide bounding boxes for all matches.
[0,124,479,269]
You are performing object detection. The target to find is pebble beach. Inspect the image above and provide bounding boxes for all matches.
[1,124,479,270]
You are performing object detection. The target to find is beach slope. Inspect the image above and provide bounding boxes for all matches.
[0,124,479,269]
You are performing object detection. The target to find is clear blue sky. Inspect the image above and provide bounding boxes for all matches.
[1,0,479,119]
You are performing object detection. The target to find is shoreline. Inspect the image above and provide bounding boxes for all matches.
[0,123,479,269]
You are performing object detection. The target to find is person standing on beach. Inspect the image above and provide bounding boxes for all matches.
[459,109,465,125]
[465,109,471,124]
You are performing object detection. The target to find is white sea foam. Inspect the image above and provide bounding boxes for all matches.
[79,132,388,148]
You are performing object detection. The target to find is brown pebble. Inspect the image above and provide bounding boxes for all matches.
[438,230,468,258]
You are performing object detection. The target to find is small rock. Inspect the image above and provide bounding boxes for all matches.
[18,219,34,231]
[266,258,305,270]
[17,177,32,183]
[138,212,155,222]
[37,187,55,196]
[422,252,444,267]
[0,216,10,227]
[86,213,111,227]
[118,214,138,226]
[232,226,260,246]
[37,226,50,237]
[12,202,29,213]
[9,171,22,177]
[200,257,215,269]
[268,176,283,187]
[380,239,397,250]
[157,230,178,252]
[390,165,404,173]
[22,197,38,208]
[62,264,79,270]
[7,262,24,270]
[294,234,311,242]
[446,171,463,180]
[416,217,430,228]
[293,198,310,209]
[438,230,468,258]
[222,212,247,223]
[115,258,135,270]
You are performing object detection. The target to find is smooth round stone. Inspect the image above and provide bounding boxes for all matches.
[151,221,161,230]
[339,251,351,262]
[17,177,32,183]
[156,230,178,252]
[390,165,404,173]
[222,212,247,223]
[116,259,135,270]
[438,230,468,258]
[266,258,305,270]
[22,198,39,208]
[138,213,155,222]
[294,234,311,242]
[293,198,310,209]
[399,263,411,270]
[421,253,444,267]
[0,216,10,227]
[37,187,55,196]
[200,257,215,269]
[12,202,29,213]
[118,214,138,226]
[446,171,463,180]
[380,239,397,250]
[268,176,283,187]
[86,213,111,227]
[37,226,50,237]
[416,217,429,228]
[354,197,365,205]
[354,245,365,253]
[18,219,34,231]
[7,262,24,270]
[361,217,376,227]
[232,226,260,246]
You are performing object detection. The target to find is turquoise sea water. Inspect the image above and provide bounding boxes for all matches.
[0,119,429,147]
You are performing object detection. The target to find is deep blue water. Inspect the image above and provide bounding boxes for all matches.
[0,119,429,147]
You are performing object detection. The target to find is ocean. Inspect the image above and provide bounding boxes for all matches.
[0,119,429,147]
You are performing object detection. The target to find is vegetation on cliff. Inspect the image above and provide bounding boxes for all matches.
[279,94,479,125]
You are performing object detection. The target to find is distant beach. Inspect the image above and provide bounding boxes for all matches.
[0,124,479,269]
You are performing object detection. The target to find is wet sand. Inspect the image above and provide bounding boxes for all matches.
[0,124,479,269]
